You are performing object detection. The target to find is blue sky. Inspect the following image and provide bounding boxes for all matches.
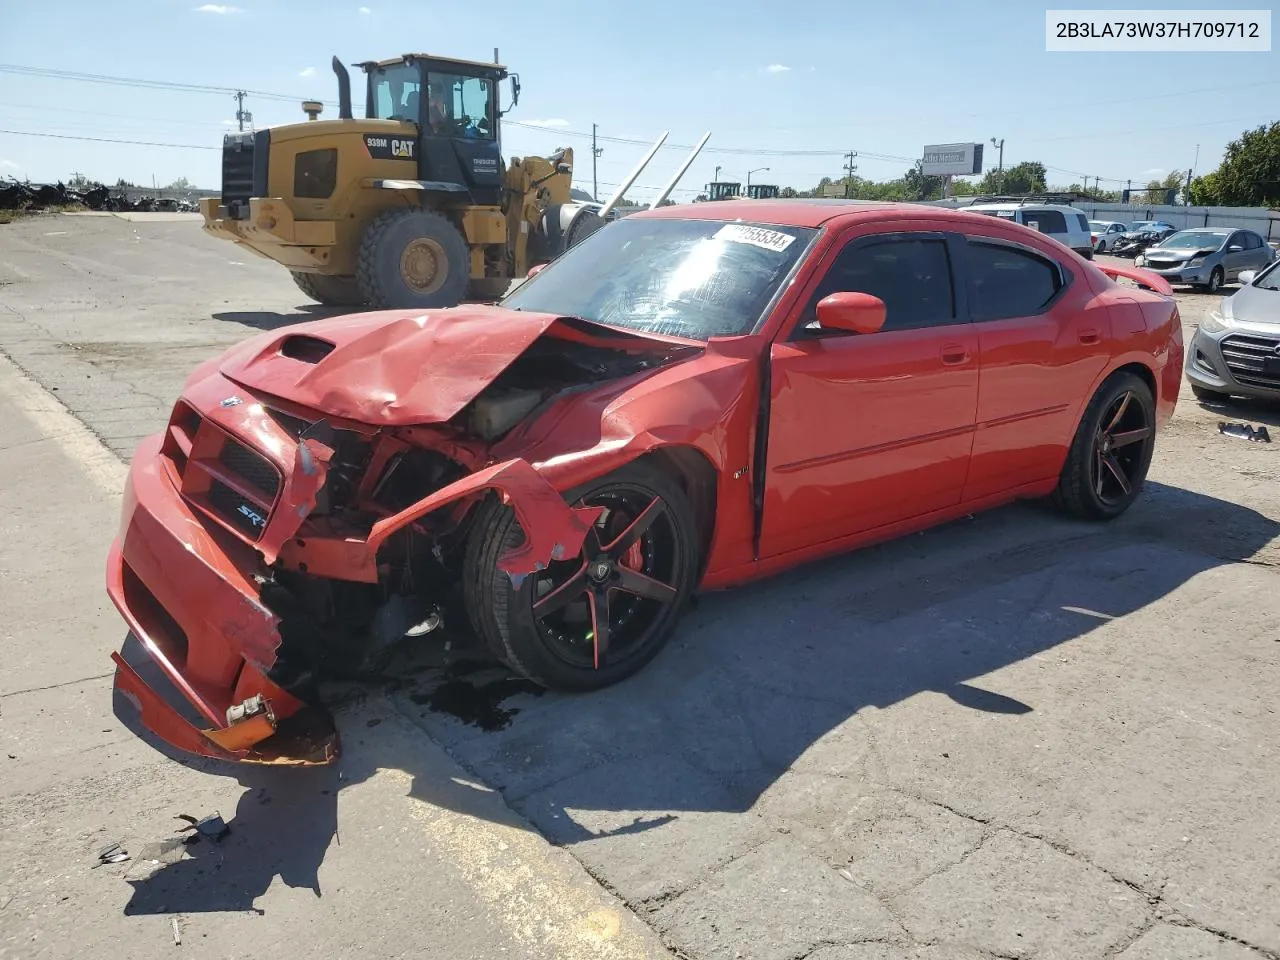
[1,0,1276,203]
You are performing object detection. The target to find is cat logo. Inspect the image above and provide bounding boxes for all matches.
[391,139,414,159]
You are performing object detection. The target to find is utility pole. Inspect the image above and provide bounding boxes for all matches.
[843,150,857,198]
[990,137,1004,191]
[591,123,603,202]
[234,90,252,132]
[714,165,721,181]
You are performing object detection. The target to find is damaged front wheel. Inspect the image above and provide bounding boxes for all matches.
[464,460,699,692]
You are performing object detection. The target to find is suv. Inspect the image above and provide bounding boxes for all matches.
[963,201,1094,259]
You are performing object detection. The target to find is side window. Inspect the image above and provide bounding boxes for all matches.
[1228,232,1246,250]
[965,239,1062,322]
[800,237,957,335]
[1242,232,1261,249]
[1075,213,1090,232]
[426,73,494,139]
[1022,210,1067,234]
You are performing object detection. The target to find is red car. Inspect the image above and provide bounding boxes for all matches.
[105,200,1183,765]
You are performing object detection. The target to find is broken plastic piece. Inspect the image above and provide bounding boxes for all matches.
[1218,421,1271,443]
[95,842,130,866]
[175,813,230,843]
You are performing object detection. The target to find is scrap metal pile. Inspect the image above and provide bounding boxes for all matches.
[0,177,199,213]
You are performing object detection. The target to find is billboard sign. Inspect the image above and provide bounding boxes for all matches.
[921,142,984,176]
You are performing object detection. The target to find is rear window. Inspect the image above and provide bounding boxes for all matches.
[1022,210,1067,234]
[965,240,1062,321]
[1075,213,1089,232]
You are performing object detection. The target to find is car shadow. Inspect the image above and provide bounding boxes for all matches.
[111,479,1278,915]
[210,304,350,331]
[1192,392,1280,429]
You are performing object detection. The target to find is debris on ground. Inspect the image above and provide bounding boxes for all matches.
[1219,421,1272,443]
[94,842,130,867]
[171,916,181,946]
[175,813,229,843]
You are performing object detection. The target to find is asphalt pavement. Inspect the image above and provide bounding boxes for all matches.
[1,211,1278,960]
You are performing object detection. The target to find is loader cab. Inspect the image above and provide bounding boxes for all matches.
[746,184,779,199]
[359,53,518,207]
[706,181,742,201]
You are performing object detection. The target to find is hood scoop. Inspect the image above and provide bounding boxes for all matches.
[279,334,336,364]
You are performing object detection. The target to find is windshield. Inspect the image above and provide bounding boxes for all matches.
[1252,259,1280,291]
[1088,221,1108,231]
[1158,231,1228,250]
[501,217,817,340]
[1129,222,1159,231]
[369,63,420,121]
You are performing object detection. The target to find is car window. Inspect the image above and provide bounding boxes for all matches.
[800,237,957,335]
[964,239,1062,322]
[1075,213,1089,232]
[1242,232,1261,249]
[1022,210,1067,234]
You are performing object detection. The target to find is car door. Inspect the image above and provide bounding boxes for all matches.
[959,232,1114,501]
[1241,231,1272,272]
[1222,231,1254,280]
[758,229,979,559]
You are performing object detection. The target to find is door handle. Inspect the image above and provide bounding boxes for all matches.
[1079,328,1100,344]
[940,344,969,365]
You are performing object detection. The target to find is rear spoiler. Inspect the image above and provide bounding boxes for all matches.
[1094,262,1174,296]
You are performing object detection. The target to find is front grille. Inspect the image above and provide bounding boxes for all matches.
[219,440,280,498]
[208,479,271,539]
[220,129,270,219]
[1221,333,1280,389]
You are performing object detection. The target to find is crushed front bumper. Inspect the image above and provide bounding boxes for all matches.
[105,389,602,765]
[105,433,339,765]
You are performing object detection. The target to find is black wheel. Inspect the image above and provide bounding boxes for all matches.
[289,271,364,306]
[357,208,470,310]
[463,460,700,692]
[1206,266,1224,294]
[1191,383,1228,403]
[1051,371,1156,521]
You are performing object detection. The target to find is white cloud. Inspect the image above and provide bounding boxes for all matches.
[1143,167,1166,176]
[358,5,371,11]
[299,66,316,77]
[222,119,236,126]
[0,159,19,169]
[194,3,241,12]
[523,118,570,128]
[765,64,791,74]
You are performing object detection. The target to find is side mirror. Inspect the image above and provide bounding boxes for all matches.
[1238,270,1257,285]
[526,261,548,279]
[815,292,886,335]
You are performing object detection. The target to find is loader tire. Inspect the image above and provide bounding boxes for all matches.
[289,271,364,307]
[357,209,470,310]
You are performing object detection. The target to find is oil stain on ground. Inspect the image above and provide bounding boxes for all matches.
[411,676,545,732]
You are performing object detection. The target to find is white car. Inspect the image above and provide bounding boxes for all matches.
[1089,220,1128,253]
[963,201,1095,259]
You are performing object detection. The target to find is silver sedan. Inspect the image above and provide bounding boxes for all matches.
[1186,258,1280,402]
[1137,227,1275,293]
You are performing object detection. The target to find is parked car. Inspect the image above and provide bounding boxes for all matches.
[103,199,1183,765]
[1112,221,1178,257]
[1185,257,1280,403]
[1136,227,1276,293]
[1089,220,1128,252]
[963,202,1095,258]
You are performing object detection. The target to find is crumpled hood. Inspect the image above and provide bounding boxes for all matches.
[217,304,568,426]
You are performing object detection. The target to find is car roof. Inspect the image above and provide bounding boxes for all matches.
[964,201,1084,214]
[635,198,1024,229]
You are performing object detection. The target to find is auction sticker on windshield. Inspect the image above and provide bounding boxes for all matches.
[714,224,797,253]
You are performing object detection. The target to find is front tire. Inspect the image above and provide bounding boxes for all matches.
[1051,371,1156,521]
[463,460,700,692]
[289,271,364,306]
[1206,266,1224,294]
[357,208,471,310]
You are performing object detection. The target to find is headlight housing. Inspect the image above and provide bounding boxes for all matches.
[1198,298,1233,335]
[1188,256,1206,267]
[1135,254,1145,266]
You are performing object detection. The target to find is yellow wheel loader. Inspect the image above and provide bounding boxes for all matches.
[200,53,710,310]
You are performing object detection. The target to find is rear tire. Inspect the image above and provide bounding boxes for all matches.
[357,208,470,310]
[289,271,364,307]
[462,460,700,692]
[1051,371,1156,522]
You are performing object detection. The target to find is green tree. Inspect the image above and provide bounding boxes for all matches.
[1207,122,1280,206]
[1186,171,1222,206]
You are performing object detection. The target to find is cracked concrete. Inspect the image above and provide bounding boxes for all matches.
[3,217,1280,960]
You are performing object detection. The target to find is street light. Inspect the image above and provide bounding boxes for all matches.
[747,166,770,191]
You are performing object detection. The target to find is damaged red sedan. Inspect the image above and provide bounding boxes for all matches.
[105,199,1183,765]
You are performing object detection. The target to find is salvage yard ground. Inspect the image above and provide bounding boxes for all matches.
[1,211,1278,960]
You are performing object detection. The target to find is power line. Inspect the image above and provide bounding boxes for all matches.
[0,64,313,104]
[0,129,218,150]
